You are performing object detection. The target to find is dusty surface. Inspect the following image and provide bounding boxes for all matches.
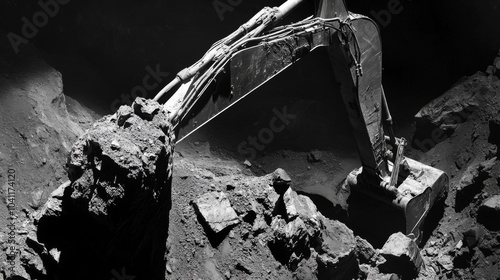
[0,41,98,279]
[0,44,96,224]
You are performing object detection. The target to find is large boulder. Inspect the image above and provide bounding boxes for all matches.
[193,191,240,234]
[36,97,175,280]
[283,187,320,223]
[269,188,358,278]
[270,216,321,269]
[268,168,292,192]
[379,232,423,278]
[316,219,358,280]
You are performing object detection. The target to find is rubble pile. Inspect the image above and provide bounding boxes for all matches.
[182,166,437,279]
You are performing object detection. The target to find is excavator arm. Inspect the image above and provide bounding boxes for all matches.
[154,0,448,242]
[157,0,387,177]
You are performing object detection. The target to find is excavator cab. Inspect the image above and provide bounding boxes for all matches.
[154,0,449,244]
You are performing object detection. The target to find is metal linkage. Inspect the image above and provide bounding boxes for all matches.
[380,137,407,195]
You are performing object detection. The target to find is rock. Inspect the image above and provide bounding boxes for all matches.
[49,248,61,263]
[258,175,357,277]
[317,219,356,258]
[269,168,292,190]
[262,185,280,212]
[116,105,134,126]
[230,189,259,221]
[34,181,71,223]
[283,188,319,223]
[293,256,318,280]
[494,56,500,70]
[414,74,483,130]
[478,195,500,230]
[29,189,44,209]
[251,214,268,235]
[193,191,240,234]
[243,160,252,167]
[307,150,323,162]
[110,139,121,150]
[418,264,438,279]
[355,236,378,265]
[20,247,46,276]
[316,219,358,280]
[365,268,401,280]
[379,232,423,277]
[486,65,496,76]
[224,171,283,219]
[478,233,500,256]
[270,216,321,267]
[166,263,173,274]
[50,181,69,199]
[457,157,495,190]
[132,97,160,120]
[37,98,176,279]
[425,247,438,257]
[487,144,498,159]
[437,254,454,271]
[455,159,494,211]
[457,164,480,189]
[479,157,496,173]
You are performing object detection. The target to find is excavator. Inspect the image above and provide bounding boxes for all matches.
[153,0,449,244]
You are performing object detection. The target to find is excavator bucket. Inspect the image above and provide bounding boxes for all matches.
[346,157,448,244]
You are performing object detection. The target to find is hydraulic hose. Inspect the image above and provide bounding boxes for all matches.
[153,0,308,103]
